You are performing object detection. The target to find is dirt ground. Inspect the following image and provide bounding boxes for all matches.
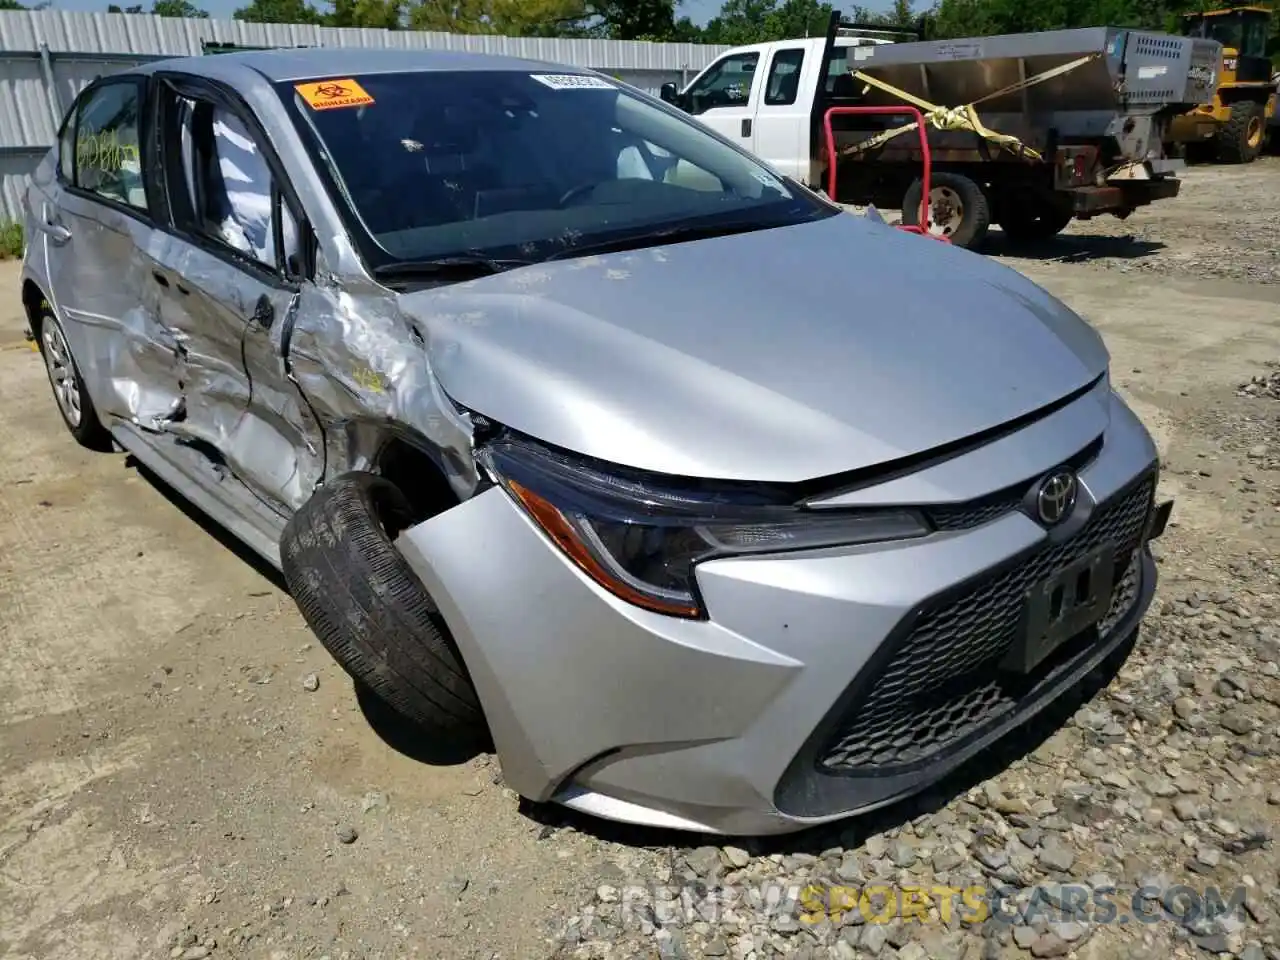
[2,159,1278,960]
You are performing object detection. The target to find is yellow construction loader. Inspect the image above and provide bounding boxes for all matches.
[1166,5,1277,162]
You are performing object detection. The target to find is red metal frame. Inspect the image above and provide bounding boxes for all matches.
[823,105,949,243]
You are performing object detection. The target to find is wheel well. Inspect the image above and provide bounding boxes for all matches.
[22,280,46,334]
[1220,87,1270,107]
[372,436,461,524]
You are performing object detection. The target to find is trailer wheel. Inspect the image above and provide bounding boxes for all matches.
[997,194,1074,245]
[1215,100,1265,164]
[902,173,990,249]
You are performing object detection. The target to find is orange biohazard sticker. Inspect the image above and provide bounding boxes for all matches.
[294,78,374,111]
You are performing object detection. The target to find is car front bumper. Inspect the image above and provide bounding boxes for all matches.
[396,386,1169,836]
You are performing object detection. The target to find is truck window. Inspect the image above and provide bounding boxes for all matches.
[764,49,806,106]
[825,49,849,94]
[685,52,760,115]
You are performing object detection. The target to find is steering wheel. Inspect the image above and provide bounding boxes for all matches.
[558,181,602,207]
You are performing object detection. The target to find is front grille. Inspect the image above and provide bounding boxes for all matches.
[926,490,1023,531]
[922,437,1103,532]
[818,472,1155,775]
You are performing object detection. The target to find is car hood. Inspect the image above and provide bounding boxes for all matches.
[400,213,1110,483]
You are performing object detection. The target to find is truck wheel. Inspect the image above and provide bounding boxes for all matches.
[1215,101,1265,164]
[997,195,1074,244]
[280,471,487,740]
[902,173,991,249]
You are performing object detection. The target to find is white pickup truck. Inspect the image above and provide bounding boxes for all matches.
[659,13,1212,248]
[659,25,898,188]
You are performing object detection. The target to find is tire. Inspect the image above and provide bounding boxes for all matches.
[902,172,991,249]
[997,193,1074,244]
[33,301,113,451]
[280,471,486,738]
[1215,100,1265,164]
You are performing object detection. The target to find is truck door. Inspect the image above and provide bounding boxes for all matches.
[680,46,766,149]
[751,45,813,181]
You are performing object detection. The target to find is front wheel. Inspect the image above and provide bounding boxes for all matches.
[1215,100,1265,164]
[280,471,487,740]
[901,172,991,249]
[34,302,113,451]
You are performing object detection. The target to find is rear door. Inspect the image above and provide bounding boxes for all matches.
[39,76,181,425]
[751,45,813,180]
[147,73,322,513]
[680,46,767,151]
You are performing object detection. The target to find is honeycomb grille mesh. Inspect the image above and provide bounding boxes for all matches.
[818,474,1155,774]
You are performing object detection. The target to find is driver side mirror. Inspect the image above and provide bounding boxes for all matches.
[659,82,680,106]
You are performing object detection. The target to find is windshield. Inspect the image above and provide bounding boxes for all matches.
[277,69,835,268]
[1185,12,1269,57]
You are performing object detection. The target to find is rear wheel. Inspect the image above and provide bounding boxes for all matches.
[902,172,991,249]
[1215,100,1265,164]
[34,302,113,451]
[997,193,1074,244]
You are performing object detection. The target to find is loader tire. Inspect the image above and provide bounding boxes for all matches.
[280,471,486,739]
[1215,100,1265,164]
[902,172,990,249]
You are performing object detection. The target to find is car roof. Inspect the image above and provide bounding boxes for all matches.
[132,46,583,84]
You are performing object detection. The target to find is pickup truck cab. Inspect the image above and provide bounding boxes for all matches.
[659,32,895,187]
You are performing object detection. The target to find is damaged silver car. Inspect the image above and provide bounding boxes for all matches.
[22,47,1173,836]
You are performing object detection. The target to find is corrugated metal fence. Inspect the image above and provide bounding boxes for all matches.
[0,9,728,221]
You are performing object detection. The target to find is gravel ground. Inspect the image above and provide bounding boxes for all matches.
[2,158,1278,960]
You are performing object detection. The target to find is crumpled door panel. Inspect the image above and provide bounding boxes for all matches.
[148,233,321,513]
[45,197,184,429]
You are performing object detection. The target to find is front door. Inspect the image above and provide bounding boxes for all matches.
[147,76,323,513]
[681,48,766,152]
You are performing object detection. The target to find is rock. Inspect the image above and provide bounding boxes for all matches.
[685,847,722,877]
[889,840,918,868]
[721,846,751,869]
[1220,707,1255,735]
[1191,932,1231,953]
[703,938,728,957]
[301,673,319,692]
[179,949,210,960]
[1173,796,1203,822]
[336,825,358,844]
[861,924,887,955]
[1030,933,1071,957]
[1038,841,1076,873]
[360,792,387,814]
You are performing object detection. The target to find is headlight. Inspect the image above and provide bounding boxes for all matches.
[478,435,930,620]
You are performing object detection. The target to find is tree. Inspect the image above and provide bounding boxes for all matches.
[107,0,210,12]
[232,0,326,22]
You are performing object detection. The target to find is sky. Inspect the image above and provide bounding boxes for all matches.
[39,0,894,28]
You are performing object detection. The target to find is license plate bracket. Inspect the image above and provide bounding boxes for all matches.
[1003,545,1116,675]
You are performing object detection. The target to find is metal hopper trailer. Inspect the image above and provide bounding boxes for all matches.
[660,14,1222,248]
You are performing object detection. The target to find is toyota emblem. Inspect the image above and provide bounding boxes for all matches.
[1036,471,1078,526]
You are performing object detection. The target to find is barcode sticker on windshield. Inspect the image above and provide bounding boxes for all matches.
[530,73,615,91]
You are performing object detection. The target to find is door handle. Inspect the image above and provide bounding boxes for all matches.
[38,217,72,244]
[741,118,753,137]
[38,202,72,244]
[151,270,170,288]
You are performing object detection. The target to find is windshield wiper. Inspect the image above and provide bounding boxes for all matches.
[540,220,776,262]
[373,255,534,284]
